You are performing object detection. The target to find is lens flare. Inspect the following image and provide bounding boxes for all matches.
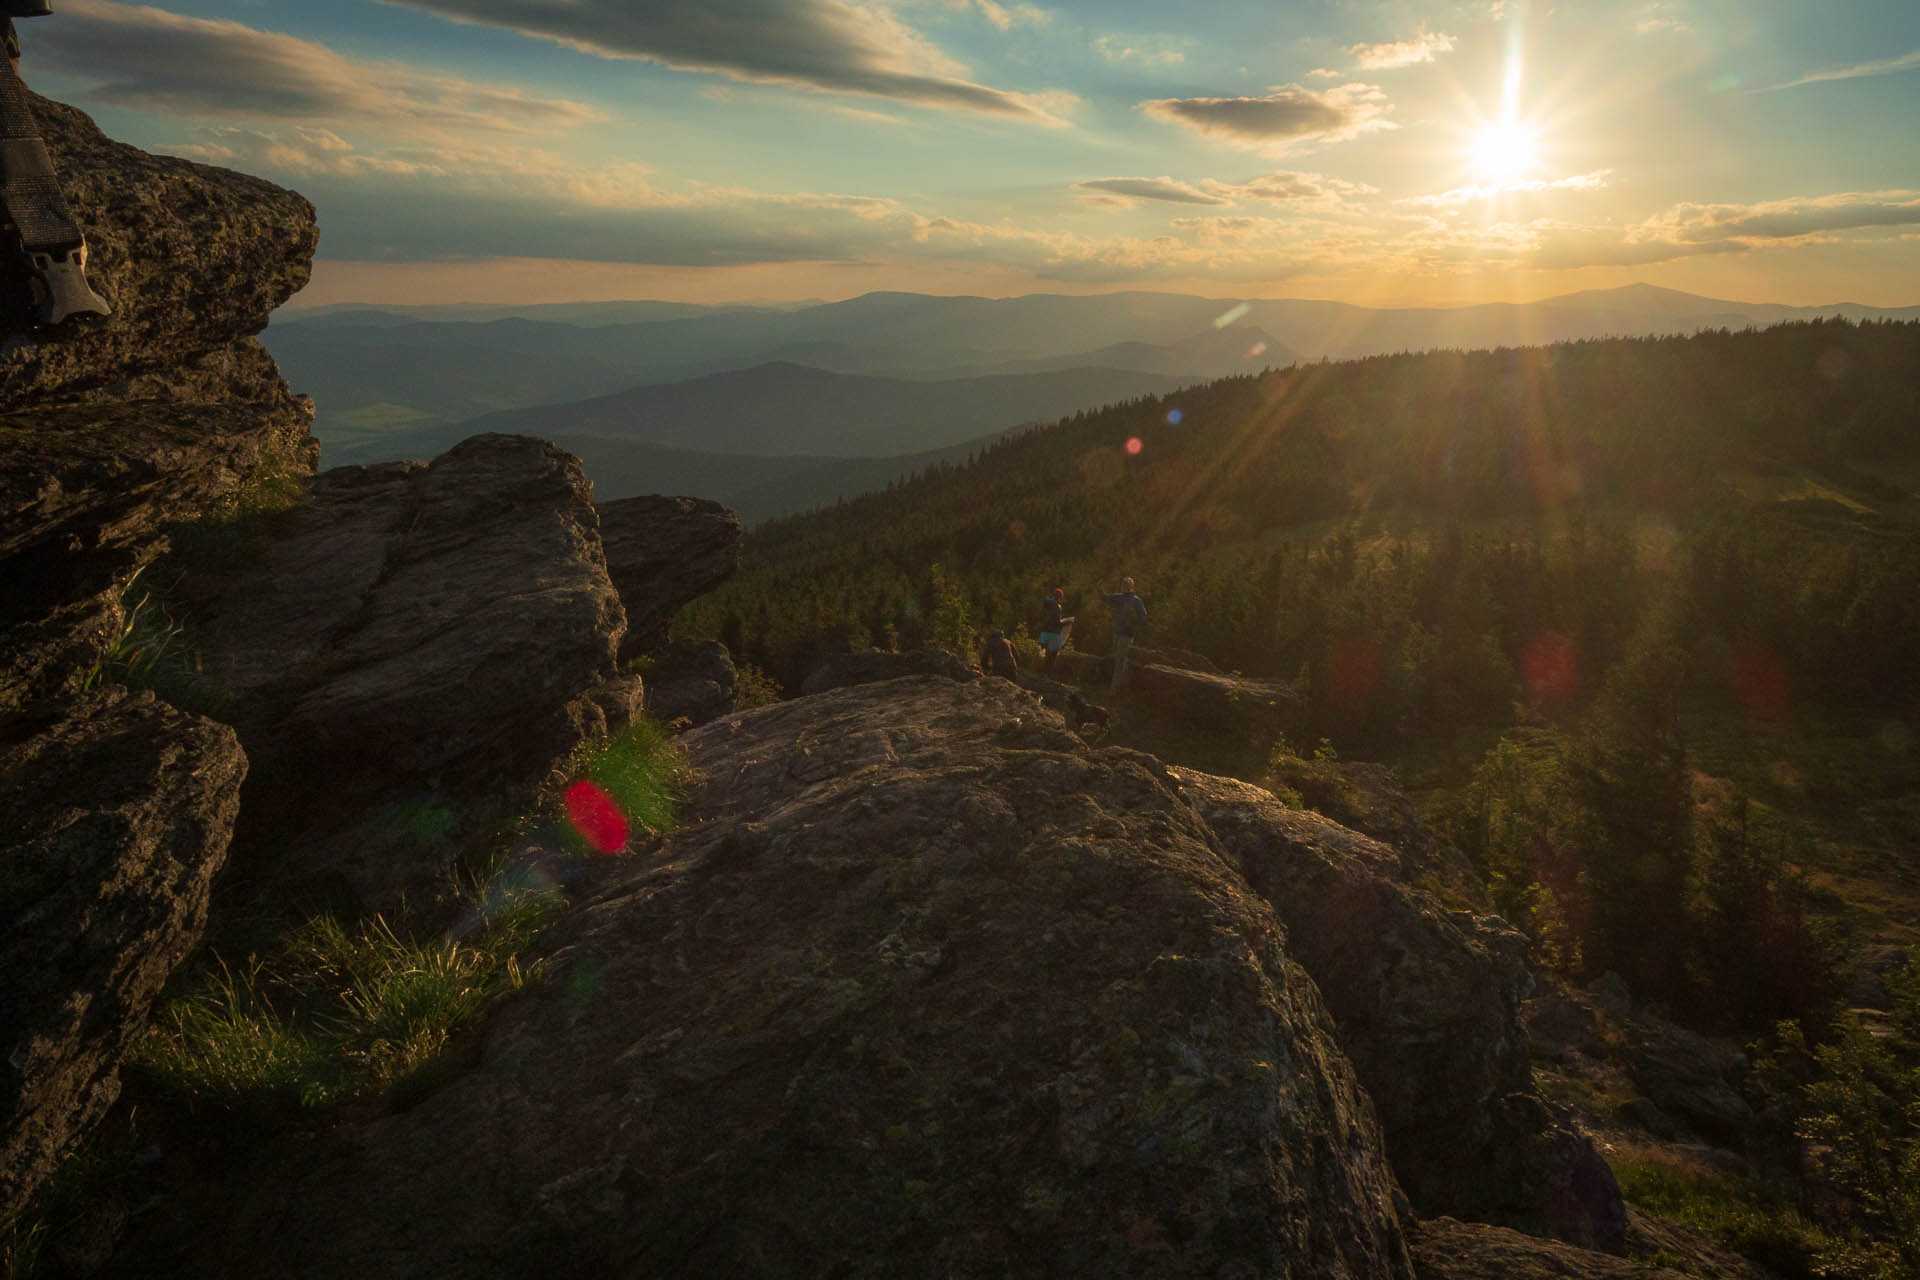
[1166,409,1183,425]
[1522,631,1579,709]
[1125,436,1144,455]
[565,779,630,853]
[1729,647,1790,719]
[1330,632,1383,714]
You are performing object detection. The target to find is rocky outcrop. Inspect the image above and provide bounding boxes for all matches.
[1131,663,1305,743]
[120,678,1416,1278]
[178,434,638,913]
[1265,756,1484,898]
[1014,666,1111,731]
[1,93,315,409]
[800,646,980,693]
[641,638,737,727]
[596,494,740,661]
[0,688,245,1226]
[1,94,316,709]
[1411,1218,1687,1280]
[1171,768,1624,1250]
[1527,981,1754,1147]
[0,92,314,1222]
[1415,1210,1777,1280]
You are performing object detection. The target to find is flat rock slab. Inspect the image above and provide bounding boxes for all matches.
[126,678,1415,1279]
[0,687,244,1226]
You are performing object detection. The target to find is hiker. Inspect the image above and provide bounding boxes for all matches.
[979,627,1018,680]
[1102,576,1147,690]
[1036,588,1074,673]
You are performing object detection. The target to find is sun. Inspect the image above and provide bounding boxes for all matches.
[1469,117,1539,185]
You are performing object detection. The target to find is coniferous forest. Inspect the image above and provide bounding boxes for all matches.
[683,317,1920,1021]
[680,318,1920,1272]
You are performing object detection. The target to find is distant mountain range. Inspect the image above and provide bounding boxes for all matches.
[283,283,1920,521]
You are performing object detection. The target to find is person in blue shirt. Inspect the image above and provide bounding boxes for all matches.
[1102,576,1147,690]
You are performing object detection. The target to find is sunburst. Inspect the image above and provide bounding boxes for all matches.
[1469,116,1540,185]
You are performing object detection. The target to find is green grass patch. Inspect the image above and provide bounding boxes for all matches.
[566,716,694,841]
[1613,1146,1828,1279]
[132,913,535,1116]
[135,718,690,1118]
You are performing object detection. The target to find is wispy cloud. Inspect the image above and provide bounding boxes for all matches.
[1139,83,1394,151]
[380,0,1067,121]
[41,0,602,135]
[1636,190,1920,244]
[971,0,1050,31]
[1766,48,1920,91]
[1206,170,1378,204]
[1093,34,1185,66]
[1347,28,1456,70]
[1404,170,1614,207]
[1508,190,1920,270]
[1075,176,1225,206]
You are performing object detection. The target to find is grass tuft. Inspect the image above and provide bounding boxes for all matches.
[136,717,690,1118]
[1612,1145,1827,1278]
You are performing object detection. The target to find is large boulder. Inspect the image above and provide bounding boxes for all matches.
[1171,768,1625,1250]
[116,678,1416,1279]
[596,494,740,661]
[180,434,638,913]
[0,688,245,1226]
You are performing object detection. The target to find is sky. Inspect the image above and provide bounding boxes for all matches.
[21,0,1920,309]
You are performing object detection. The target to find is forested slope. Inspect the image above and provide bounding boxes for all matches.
[685,319,1920,741]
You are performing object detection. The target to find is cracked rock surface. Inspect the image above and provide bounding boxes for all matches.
[113,677,1415,1280]
[182,433,638,914]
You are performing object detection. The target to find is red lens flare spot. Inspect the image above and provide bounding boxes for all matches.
[1125,436,1144,455]
[565,780,630,853]
[1729,646,1790,719]
[1330,632,1383,714]
[1522,631,1579,710]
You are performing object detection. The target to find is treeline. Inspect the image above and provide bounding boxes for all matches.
[684,319,1920,743]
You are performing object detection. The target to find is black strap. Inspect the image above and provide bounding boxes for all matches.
[0,40,109,327]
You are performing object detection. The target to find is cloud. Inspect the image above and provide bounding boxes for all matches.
[1075,176,1226,206]
[971,0,1050,31]
[1635,191,1920,245]
[1306,67,1341,79]
[1347,28,1456,70]
[1207,170,1378,203]
[1093,34,1185,66]
[1482,191,1920,271]
[1139,83,1394,150]
[38,0,602,135]
[381,0,1066,121]
[1404,169,1614,207]
[1766,48,1920,91]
